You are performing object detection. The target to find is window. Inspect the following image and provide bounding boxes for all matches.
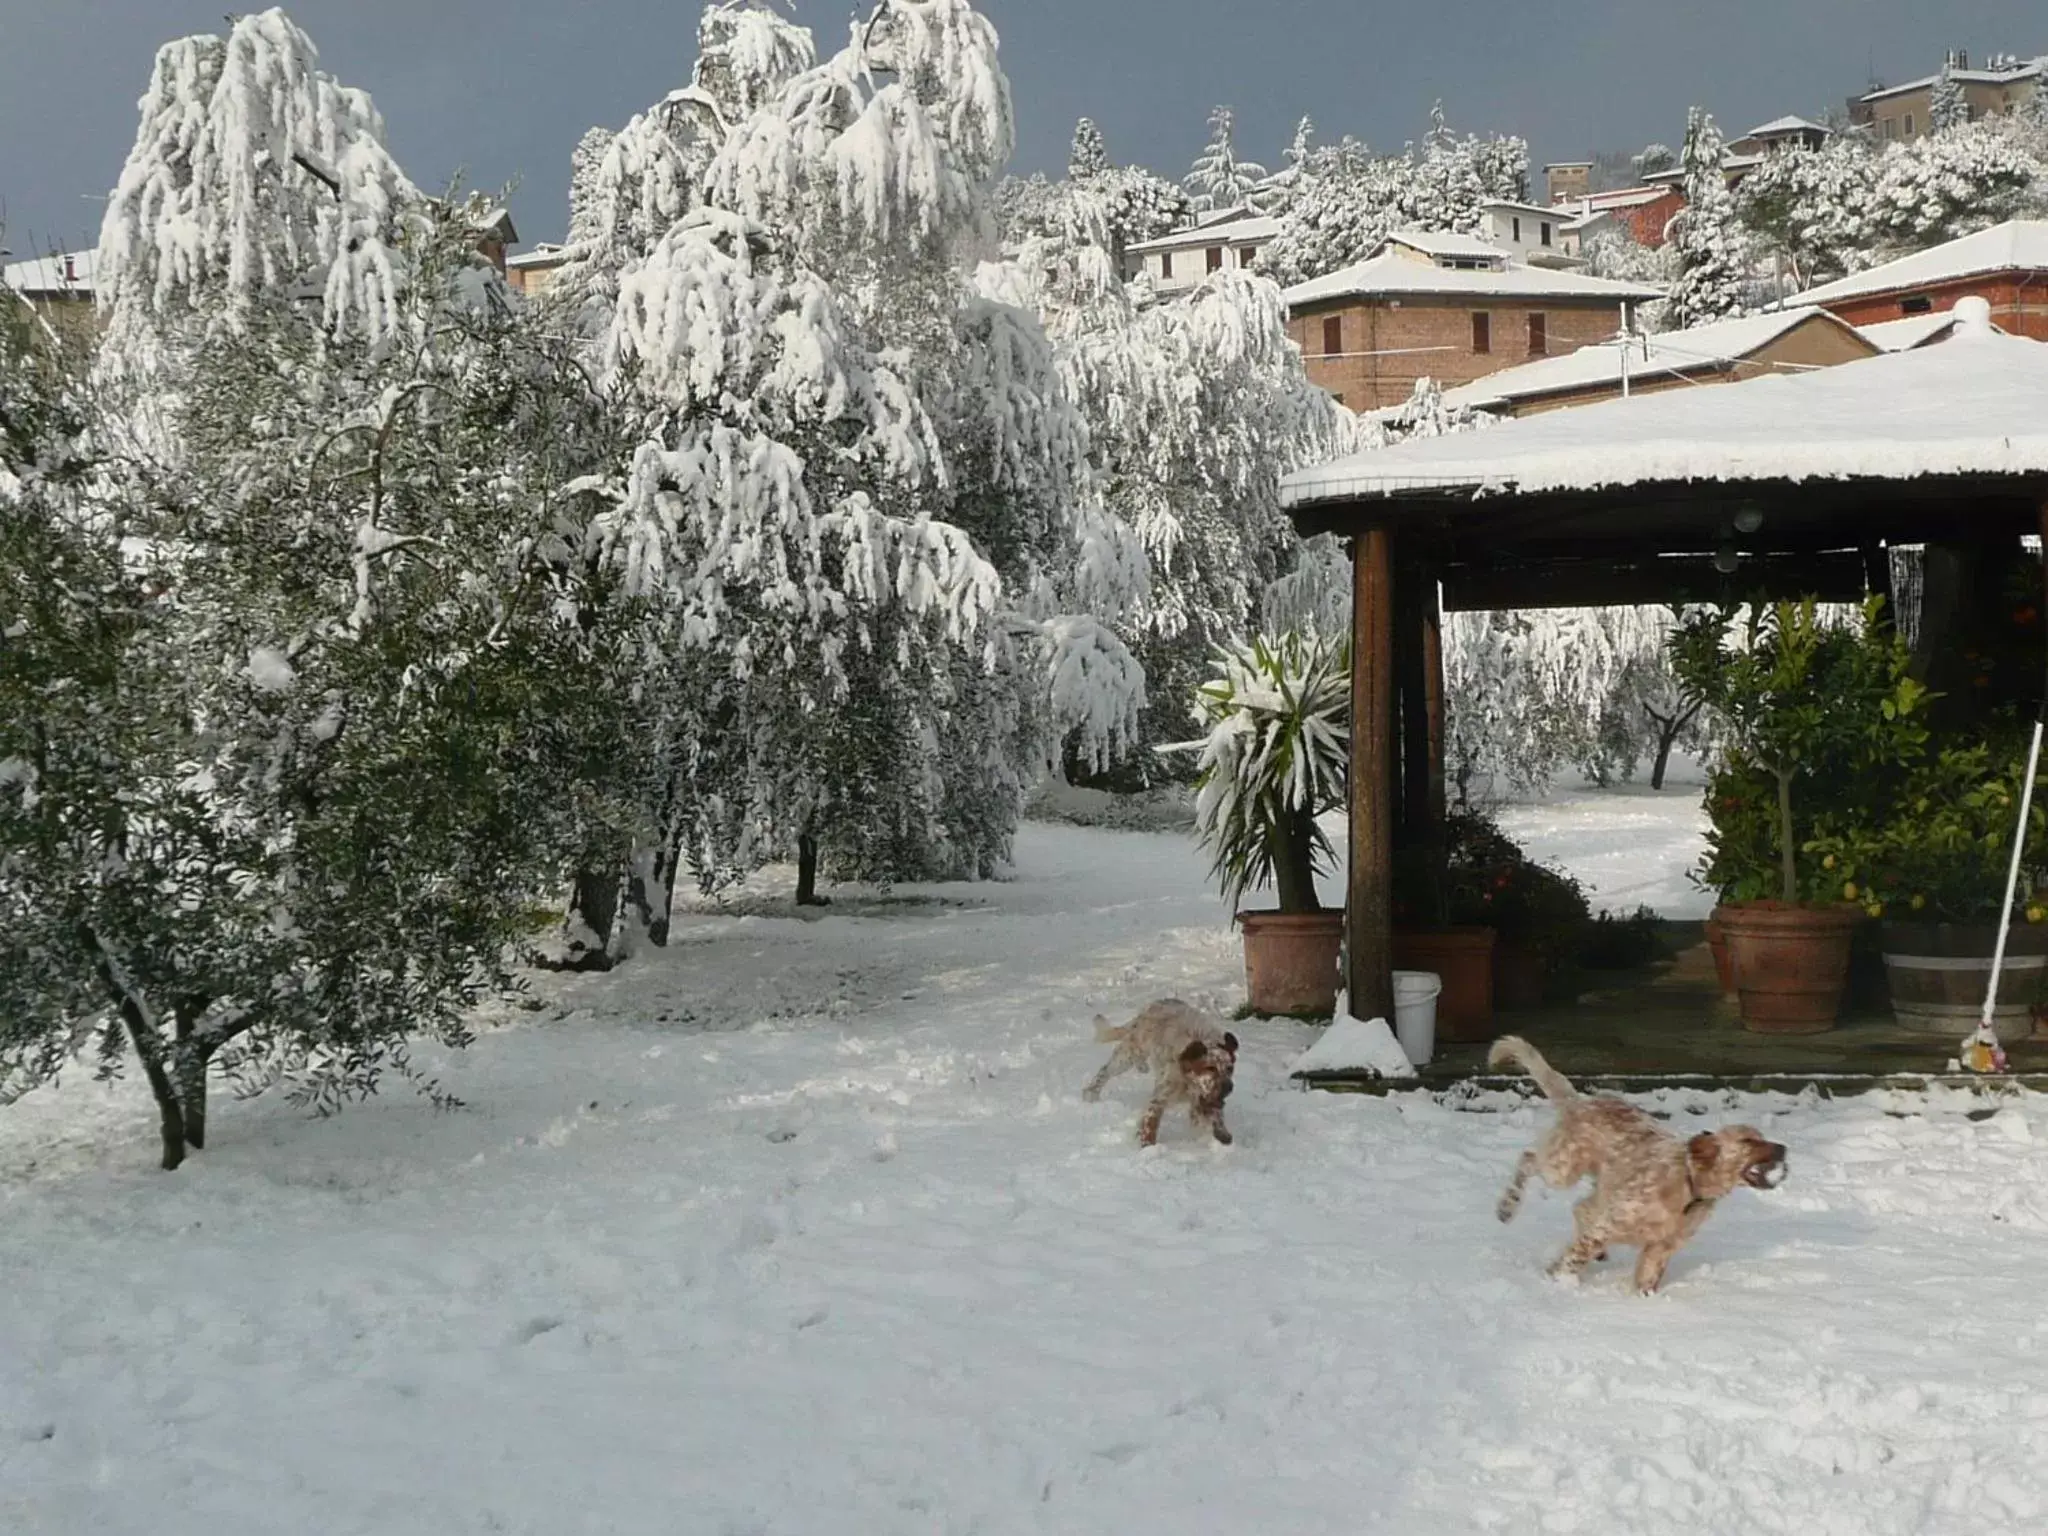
[1527,312,1547,356]
[1332,392,1346,407]
[1206,246,1224,272]
[1900,294,1933,315]
[1322,315,1343,356]
[1904,112,1915,137]
[1512,216,1522,243]
[1539,221,1552,247]
[1159,251,1173,278]
[1471,312,1491,353]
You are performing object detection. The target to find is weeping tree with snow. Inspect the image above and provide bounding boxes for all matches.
[575,0,1148,927]
[1665,108,1751,330]
[1069,116,1110,180]
[3,9,647,1166]
[1185,105,1269,214]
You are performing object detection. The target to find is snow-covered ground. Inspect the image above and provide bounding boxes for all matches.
[7,813,2048,1535]
[1496,760,1714,920]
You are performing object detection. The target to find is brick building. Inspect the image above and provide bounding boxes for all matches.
[1786,221,2048,340]
[1282,237,1663,410]
[1555,184,1686,250]
[1,250,100,348]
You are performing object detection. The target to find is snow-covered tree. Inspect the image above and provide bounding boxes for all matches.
[580,0,1148,909]
[1068,116,1110,179]
[1665,108,1750,329]
[96,9,427,357]
[1262,109,1528,285]
[1633,142,1676,177]
[1257,116,1317,213]
[9,12,644,1164]
[1868,123,2039,249]
[1930,59,1969,133]
[1185,105,1268,214]
[567,124,616,243]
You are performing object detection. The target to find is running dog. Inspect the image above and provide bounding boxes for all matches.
[1082,1000,1238,1147]
[1490,1035,1786,1294]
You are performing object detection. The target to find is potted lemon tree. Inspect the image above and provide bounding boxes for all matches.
[1179,630,1350,1017]
[1672,599,1926,1032]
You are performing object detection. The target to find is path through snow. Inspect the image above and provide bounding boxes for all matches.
[4,820,2046,1534]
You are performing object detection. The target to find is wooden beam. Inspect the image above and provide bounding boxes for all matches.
[1394,556,1430,843]
[1441,551,1870,612]
[1348,529,1395,1021]
[1422,578,1446,829]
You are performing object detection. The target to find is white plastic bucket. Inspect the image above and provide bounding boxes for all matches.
[1392,970,1443,1066]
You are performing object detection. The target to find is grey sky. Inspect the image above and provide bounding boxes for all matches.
[2,0,2043,259]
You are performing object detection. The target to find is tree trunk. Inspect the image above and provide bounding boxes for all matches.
[120,1006,185,1172]
[796,834,825,906]
[626,842,673,950]
[172,999,211,1152]
[1273,807,1322,914]
[562,866,620,972]
[647,836,681,947]
[1645,699,1702,792]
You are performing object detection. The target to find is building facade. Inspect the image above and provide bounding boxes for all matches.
[1852,51,2045,142]
[1282,239,1662,410]
[1787,221,2048,341]
[1120,207,1277,297]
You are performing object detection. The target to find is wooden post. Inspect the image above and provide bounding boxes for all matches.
[1348,529,1396,1021]
[1422,576,1446,829]
[1395,558,1430,843]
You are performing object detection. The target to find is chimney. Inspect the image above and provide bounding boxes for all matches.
[1946,48,1969,70]
[63,254,75,282]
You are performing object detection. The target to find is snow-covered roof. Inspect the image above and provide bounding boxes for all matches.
[1443,307,1865,411]
[2,249,97,297]
[1861,56,2045,102]
[1124,209,1278,254]
[1281,303,2047,509]
[1283,252,1663,308]
[505,243,568,269]
[1553,185,1679,215]
[1787,221,2048,307]
[1743,115,1830,138]
[1478,198,1565,220]
[1856,311,1981,350]
[1383,229,1508,261]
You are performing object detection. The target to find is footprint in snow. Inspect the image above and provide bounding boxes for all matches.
[512,1316,565,1345]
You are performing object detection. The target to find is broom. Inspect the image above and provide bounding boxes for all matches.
[1964,708,2045,1075]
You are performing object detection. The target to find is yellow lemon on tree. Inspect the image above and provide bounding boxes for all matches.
[1843,881,1859,901]
[2029,904,2047,925]
[1910,893,1927,911]
[1823,854,1837,870]
[1866,902,1884,919]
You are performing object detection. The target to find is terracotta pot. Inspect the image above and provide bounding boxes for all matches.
[1717,902,1862,1033]
[1704,907,1734,995]
[1879,921,2048,1036]
[1238,908,1344,1017]
[1394,927,1497,1041]
[1495,940,1547,1011]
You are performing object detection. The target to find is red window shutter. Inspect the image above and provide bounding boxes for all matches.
[1472,312,1491,354]
[1207,246,1224,272]
[1322,316,1343,356]
[1528,313,1547,355]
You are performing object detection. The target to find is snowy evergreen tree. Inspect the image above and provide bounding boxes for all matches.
[1184,105,1268,214]
[1068,116,1110,179]
[1930,60,1968,133]
[567,125,616,244]
[1633,142,1676,177]
[1868,123,2039,250]
[1665,108,1750,330]
[1256,116,1317,213]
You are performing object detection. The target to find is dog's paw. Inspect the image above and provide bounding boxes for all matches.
[1212,1127,1233,1146]
[1080,1087,1100,1103]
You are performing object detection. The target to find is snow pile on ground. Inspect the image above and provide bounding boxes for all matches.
[6,823,2048,1534]
[1291,1012,1416,1077]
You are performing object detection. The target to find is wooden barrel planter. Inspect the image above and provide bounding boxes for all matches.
[1394,926,1497,1041]
[1237,909,1344,1017]
[1494,941,1548,1011]
[1879,921,2048,1036]
[1718,902,1862,1034]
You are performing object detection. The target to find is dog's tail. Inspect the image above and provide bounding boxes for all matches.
[1487,1035,1577,1102]
[1093,1014,1130,1044]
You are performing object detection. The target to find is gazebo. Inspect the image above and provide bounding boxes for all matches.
[1279,302,2048,1023]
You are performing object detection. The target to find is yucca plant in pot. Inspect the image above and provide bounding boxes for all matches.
[1177,629,1350,1017]
[1672,598,1926,1032]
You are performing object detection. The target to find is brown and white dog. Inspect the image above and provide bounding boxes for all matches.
[1082,1000,1238,1147]
[1490,1035,1786,1294]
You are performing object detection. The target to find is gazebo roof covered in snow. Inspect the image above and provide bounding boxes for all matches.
[1286,310,2048,515]
[1282,301,2048,607]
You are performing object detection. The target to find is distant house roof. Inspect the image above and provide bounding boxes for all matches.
[1441,307,1869,412]
[1123,208,1279,255]
[1743,115,1830,138]
[1281,303,2043,510]
[1786,220,2048,307]
[1283,251,1663,309]
[505,243,568,270]
[1479,198,1567,220]
[2,249,97,298]
[1856,311,2001,350]
[1552,185,1679,215]
[1860,55,2046,103]
[1382,228,1509,262]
